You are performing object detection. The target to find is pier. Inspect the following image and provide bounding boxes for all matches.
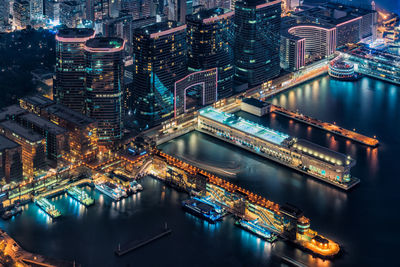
[149,150,341,258]
[270,105,379,147]
[115,224,172,256]
[67,186,94,207]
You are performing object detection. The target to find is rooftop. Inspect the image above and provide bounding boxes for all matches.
[0,134,20,151]
[20,113,67,135]
[199,107,290,145]
[293,2,376,26]
[0,120,43,142]
[45,104,95,127]
[134,21,185,38]
[242,98,270,109]
[56,28,95,39]
[20,95,54,108]
[186,8,233,23]
[0,105,26,122]
[85,37,124,50]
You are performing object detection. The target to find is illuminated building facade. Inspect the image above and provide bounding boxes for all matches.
[174,68,218,117]
[30,0,44,21]
[0,135,23,183]
[291,2,377,46]
[281,24,336,68]
[132,21,187,127]
[44,0,60,24]
[19,95,54,115]
[17,113,67,164]
[197,107,358,189]
[54,28,95,114]
[340,44,400,85]
[280,32,305,71]
[121,0,153,20]
[84,37,125,146]
[13,0,30,29]
[234,0,281,87]
[43,104,98,162]
[168,0,192,23]
[0,121,46,178]
[186,8,234,99]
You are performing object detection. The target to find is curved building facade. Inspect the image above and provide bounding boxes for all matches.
[234,0,281,87]
[84,37,125,146]
[328,59,355,80]
[287,24,336,63]
[186,8,234,99]
[54,28,95,113]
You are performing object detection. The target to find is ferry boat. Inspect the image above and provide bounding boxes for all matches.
[67,186,95,207]
[1,205,22,220]
[130,181,143,192]
[95,182,126,201]
[181,197,224,223]
[235,219,277,242]
[35,198,61,219]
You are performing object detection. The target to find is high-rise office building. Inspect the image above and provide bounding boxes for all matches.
[109,0,122,18]
[234,0,281,87]
[84,37,125,146]
[132,21,187,127]
[168,0,192,23]
[186,8,234,99]
[54,28,95,113]
[0,0,10,27]
[121,0,154,19]
[13,0,30,29]
[60,1,83,28]
[44,0,60,24]
[30,0,44,21]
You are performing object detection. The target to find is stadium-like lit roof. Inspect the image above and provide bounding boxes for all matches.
[199,107,290,145]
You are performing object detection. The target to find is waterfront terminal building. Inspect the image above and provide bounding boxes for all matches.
[197,107,358,189]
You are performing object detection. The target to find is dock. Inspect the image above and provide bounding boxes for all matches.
[67,186,94,207]
[115,224,172,256]
[271,105,379,147]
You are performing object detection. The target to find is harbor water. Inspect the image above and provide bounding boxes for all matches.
[0,75,399,266]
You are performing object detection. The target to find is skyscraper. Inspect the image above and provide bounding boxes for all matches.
[168,0,192,23]
[84,37,125,146]
[234,0,281,87]
[132,21,187,127]
[30,0,44,21]
[13,0,30,29]
[54,28,95,113]
[44,0,60,24]
[186,8,234,99]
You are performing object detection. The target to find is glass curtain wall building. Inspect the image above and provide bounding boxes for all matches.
[54,28,95,114]
[234,0,281,87]
[132,21,187,128]
[186,8,234,99]
[84,37,125,146]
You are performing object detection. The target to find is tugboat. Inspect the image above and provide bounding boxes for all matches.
[1,205,22,220]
